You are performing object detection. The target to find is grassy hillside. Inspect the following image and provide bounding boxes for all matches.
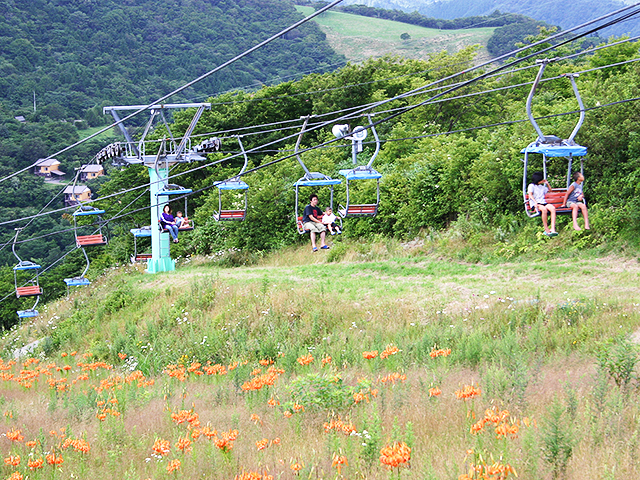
[295,6,495,62]
[1,239,639,479]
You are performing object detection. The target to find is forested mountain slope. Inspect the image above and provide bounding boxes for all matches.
[0,0,343,120]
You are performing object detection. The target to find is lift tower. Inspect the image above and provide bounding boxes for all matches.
[103,103,211,273]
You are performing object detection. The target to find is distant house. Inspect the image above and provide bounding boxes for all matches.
[63,185,91,207]
[34,158,65,179]
[79,164,104,182]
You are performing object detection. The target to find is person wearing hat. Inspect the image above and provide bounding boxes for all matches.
[527,171,558,237]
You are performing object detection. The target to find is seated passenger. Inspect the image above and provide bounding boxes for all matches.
[322,207,341,235]
[160,205,180,243]
[561,172,590,231]
[302,194,329,252]
[528,171,557,237]
[175,211,190,229]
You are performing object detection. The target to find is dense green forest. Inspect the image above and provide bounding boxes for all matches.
[0,0,343,120]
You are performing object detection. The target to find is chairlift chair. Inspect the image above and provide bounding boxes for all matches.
[213,136,250,221]
[11,229,43,318]
[522,60,587,218]
[294,116,342,234]
[63,168,108,290]
[335,114,382,218]
[130,226,153,262]
[73,206,108,247]
[153,139,195,232]
[156,188,194,233]
[69,165,108,247]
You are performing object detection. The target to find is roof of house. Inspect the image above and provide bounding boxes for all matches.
[63,186,91,195]
[80,164,104,173]
[35,158,61,167]
[50,170,66,176]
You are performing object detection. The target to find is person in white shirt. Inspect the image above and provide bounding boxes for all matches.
[527,171,557,237]
[321,207,342,235]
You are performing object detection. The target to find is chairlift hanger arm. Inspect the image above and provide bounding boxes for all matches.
[365,113,380,169]
[11,228,23,265]
[175,104,210,161]
[139,110,160,156]
[235,135,249,177]
[526,59,586,145]
[564,73,585,143]
[159,110,178,153]
[295,116,312,175]
[526,59,552,142]
[106,109,139,158]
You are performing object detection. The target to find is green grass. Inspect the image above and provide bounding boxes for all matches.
[295,6,495,62]
[76,124,119,142]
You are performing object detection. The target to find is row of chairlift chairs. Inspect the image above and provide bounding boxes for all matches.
[294,114,382,234]
[12,203,108,318]
[12,109,383,318]
[132,117,384,261]
[11,59,588,318]
[130,135,249,262]
[12,159,109,318]
[12,115,385,317]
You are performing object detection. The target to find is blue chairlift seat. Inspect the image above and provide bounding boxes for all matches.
[17,309,39,319]
[64,277,91,287]
[156,187,193,196]
[521,143,587,158]
[130,227,153,237]
[74,207,106,216]
[14,262,41,271]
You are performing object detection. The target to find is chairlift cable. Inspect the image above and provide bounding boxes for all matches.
[1,18,639,236]
[1,50,639,238]
[0,4,636,196]
[1,46,639,238]
[3,4,640,306]
[0,0,635,190]
[180,35,640,143]
[2,86,640,300]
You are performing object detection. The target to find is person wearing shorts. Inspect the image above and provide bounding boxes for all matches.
[528,171,557,237]
[302,194,329,252]
[561,172,590,230]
